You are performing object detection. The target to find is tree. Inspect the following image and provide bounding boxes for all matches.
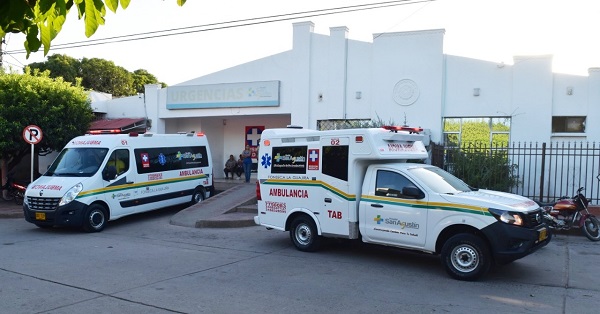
[132,69,165,94]
[79,57,134,97]
[0,68,93,180]
[28,54,165,96]
[28,53,80,83]
[0,1,186,57]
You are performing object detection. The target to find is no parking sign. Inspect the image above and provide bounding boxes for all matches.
[22,125,43,144]
[22,125,43,182]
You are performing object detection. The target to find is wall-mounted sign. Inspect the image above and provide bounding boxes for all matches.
[166,81,280,109]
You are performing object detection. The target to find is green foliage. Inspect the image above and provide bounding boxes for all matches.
[461,120,490,143]
[80,57,134,96]
[132,69,166,94]
[447,148,519,192]
[28,54,165,96]
[348,115,397,129]
[28,54,80,83]
[0,1,185,57]
[443,118,510,147]
[0,69,93,169]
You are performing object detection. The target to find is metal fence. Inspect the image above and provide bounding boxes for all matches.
[431,142,600,205]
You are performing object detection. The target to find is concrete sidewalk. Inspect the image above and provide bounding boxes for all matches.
[170,181,257,228]
[0,200,23,219]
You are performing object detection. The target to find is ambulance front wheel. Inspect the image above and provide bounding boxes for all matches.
[82,204,107,233]
[440,233,491,281]
[290,215,321,252]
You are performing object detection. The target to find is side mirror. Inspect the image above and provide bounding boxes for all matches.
[103,165,117,181]
[402,186,425,199]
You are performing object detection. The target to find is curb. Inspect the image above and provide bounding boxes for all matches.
[0,203,24,219]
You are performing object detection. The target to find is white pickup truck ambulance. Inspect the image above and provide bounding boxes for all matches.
[254,126,550,280]
[24,132,213,232]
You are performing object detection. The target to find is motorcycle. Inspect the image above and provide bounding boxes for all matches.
[1,172,27,205]
[537,187,600,241]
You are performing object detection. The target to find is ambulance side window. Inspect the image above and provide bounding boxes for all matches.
[106,149,130,176]
[322,145,348,181]
[374,170,416,199]
[134,146,209,174]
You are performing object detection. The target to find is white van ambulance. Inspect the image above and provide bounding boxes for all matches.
[254,126,550,280]
[24,132,213,232]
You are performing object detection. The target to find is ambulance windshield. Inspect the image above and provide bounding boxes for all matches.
[408,166,473,194]
[46,148,109,177]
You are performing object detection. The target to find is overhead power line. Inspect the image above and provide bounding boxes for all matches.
[5,0,435,54]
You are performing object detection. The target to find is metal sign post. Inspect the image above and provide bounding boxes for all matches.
[22,125,43,183]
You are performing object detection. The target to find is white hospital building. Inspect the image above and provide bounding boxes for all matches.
[90,21,600,178]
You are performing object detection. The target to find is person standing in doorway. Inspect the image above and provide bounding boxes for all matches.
[242,145,252,182]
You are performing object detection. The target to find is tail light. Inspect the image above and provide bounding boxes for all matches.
[256,181,262,201]
[12,183,27,191]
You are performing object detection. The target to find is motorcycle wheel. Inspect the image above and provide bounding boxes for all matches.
[582,216,600,241]
[2,190,15,201]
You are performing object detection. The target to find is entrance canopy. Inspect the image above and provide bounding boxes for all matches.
[88,118,147,134]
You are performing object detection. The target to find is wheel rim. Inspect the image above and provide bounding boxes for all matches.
[194,193,202,203]
[585,217,600,238]
[89,210,105,229]
[451,244,479,273]
[295,223,312,246]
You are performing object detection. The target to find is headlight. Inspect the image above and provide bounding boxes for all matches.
[59,183,83,206]
[488,208,524,226]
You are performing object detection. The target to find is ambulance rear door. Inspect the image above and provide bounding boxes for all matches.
[318,136,351,237]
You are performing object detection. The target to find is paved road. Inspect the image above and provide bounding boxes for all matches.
[1,208,599,314]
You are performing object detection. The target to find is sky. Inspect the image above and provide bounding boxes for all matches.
[2,0,600,86]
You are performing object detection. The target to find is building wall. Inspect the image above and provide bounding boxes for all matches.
[371,29,445,143]
[444,56,513,118]
[96,21,600,178]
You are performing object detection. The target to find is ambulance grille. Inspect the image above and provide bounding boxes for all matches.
[27,197,61,211]
[523,208,544,228]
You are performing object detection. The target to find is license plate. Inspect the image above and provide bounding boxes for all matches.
[35,212,46,221]
[538,227,547,242]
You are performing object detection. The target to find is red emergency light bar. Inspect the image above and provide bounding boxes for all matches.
[88,129,121,134]
[382,126,423,134]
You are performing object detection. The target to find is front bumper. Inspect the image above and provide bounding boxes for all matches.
[23,200,88,227]
[481,221,551,264]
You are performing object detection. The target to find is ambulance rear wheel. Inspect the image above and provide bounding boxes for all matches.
[441,234,491,281]
[290,216,321,252]
[82,204,107,233]
[191,188,205,205]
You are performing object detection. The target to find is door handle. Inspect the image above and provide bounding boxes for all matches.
[324,198,332,203]
[126,181,134,184]
[371,204,383,208]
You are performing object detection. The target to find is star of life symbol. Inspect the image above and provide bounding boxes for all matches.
[158,153,167,165]
[261,153,272,169]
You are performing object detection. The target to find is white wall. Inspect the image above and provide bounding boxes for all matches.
[371,29,445,143]
[99,21,600,151]
[444,56,512,118]
[510,55,554,143]
[159,52,294,120]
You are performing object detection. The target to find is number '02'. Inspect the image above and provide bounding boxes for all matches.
[330,138,340,145]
